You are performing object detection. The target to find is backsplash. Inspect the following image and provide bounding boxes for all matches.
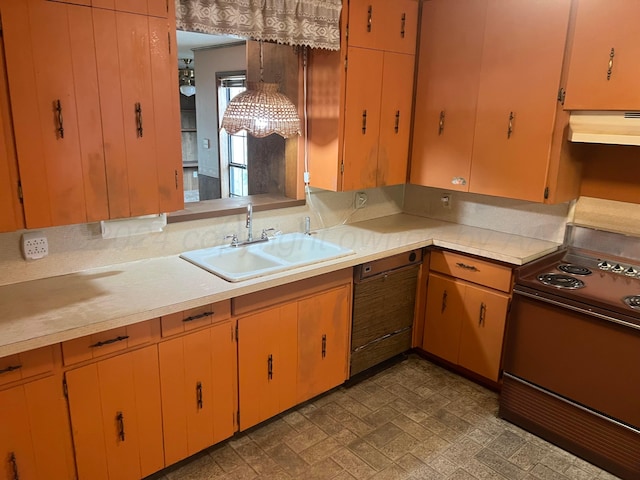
[403,184,572,243]
[0,184,592,287]
[0,186,404,287]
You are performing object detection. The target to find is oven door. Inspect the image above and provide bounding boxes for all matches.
[503,285,640,428]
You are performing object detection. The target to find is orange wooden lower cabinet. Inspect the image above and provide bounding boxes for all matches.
[65,345,164,480]
[237,303,298,431]
[0,375,75,480]
[158,321,235,465]
[297,285,350,403]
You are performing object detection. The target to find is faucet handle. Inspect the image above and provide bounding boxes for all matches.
[224,233,239,246]
[261,228,280,240]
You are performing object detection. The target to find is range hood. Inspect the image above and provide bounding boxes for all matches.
[568,111,640,146]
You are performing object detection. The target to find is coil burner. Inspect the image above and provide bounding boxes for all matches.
[537,273,585,289]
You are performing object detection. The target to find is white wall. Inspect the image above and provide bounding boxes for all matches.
[194,44,246,178]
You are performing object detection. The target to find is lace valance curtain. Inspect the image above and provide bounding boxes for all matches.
[175,0,342,51]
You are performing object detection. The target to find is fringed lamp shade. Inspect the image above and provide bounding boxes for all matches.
[221,81,301,139]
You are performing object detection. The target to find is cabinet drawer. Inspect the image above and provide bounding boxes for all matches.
[61,319,159,366]
[430,250,512,292]
[160,300,231,337]
[0,345,56,386]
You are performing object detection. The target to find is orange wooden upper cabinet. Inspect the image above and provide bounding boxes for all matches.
[563,0,640,111]
[65,345,165,480]
[410,0,486,192]
[48,0,169,17]
[411,0,580,204]
[158,322,236,466]
[0,0,182,229]
[306,0,417,192]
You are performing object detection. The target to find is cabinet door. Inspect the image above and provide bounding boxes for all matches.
[0,33,23,232]
[342,47,383,191]
[237,304,298,430]
[2,0,108,227]
[159,322,235,465]
[0,376,75,480]
[95,10,160,218]
[564,0,640,110]
[422,273,465,364]
[410,0,486,191]
[377,52,415,186]
[348,0,418,55]
[66,345,164,480]
[297,285,350,403]
[469,0,571,202]
[458,284,509,382]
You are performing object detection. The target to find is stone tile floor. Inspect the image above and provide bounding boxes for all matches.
[149,355,621,480]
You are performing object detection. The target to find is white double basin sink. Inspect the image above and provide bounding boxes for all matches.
[180,232,354,282]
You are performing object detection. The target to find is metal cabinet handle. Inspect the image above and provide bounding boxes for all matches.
[267,354,273,380]
[441,290,448,313]
[321,334,327,358]
[183,311,213,323]
[196,381,203,409]
[90,335,129,348]
[507,111,514,139]
[116,412,125,442]
[362,110,367,134]
[400,13,406,38]
[55,99,64,139]
[367,5,372,32]
[438,110,445,135]
[456,262,478,272]
[607,47,615,80]
[0,364,22,375]
[394,110,400,133]
[9,452,19,480]
[135,102,143,137]
[479,302,486,326]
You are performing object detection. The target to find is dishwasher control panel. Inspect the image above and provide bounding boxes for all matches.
[355,248,423,282]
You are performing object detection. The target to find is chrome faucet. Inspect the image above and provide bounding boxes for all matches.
[246,203,253,242]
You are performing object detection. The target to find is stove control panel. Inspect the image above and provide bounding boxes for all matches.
[597,260,640,277]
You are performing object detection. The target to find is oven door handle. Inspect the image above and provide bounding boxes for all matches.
[514,287,640,332]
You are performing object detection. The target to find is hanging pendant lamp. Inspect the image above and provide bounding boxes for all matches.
[221,42,301,139]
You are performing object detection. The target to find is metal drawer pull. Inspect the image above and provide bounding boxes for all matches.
[183,311,213,323]
[479,302,486,326]
[507,111,514,139]
[267,354,273,380]
[90,335,129,348]
[367,5,372,32]
[362,110,367,134]
[55,99,64,139]
[9,452,19,480]
[438,110,445,135]
[116,411,125,442]
[456,262,478,272]
[0,364,22,375]
[196,381,203,409]
[441,290,448,313]
[394,110,400,133]
[321,334,327,358]
[607,47,615,80]
[400,13,406,38]
[135,102,143,137]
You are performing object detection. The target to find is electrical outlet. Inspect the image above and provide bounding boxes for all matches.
[355,192,368,209]
[22,231,48,260]
[440,194,452,209]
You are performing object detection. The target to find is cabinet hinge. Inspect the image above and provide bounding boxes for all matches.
[340,163,344,174]
[344,55,348,71]
[168,32,172,55]
[235,323,239,342]
[557,87,566,105]
[62,377,68,399]
[236,410,240,427]
[544,187,549,200]
[17,181,23,203]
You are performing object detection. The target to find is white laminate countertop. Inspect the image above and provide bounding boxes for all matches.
[0,214,561,357]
